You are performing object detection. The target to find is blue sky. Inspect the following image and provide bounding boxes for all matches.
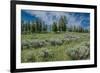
[21,10,90,29]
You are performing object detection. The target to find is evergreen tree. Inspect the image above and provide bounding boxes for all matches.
[43,24,47,32]
[31,22,36,33]
[58,16,67,32]
[52,22,57,32]
[36,18,43,32]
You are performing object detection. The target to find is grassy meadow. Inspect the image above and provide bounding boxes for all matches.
[21,32,90,63]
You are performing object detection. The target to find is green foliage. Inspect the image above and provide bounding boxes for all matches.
[66,42,90,60]
[52,22,58,32]
[21,18,48,34]
[21,32,90,62]
[51,15,68,32]
[38,48,54,61]
[21,50,37,62]
[42,23,48,32]
[21,15,89,34]
[68,25,89,33]
[58,16,67,31]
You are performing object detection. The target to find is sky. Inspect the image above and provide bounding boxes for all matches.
[21,10,90,29]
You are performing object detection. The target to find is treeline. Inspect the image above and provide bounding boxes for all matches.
[21,15,89,34]
[51,16,89,33]
[21,18,48,34]
[68,25,89,33]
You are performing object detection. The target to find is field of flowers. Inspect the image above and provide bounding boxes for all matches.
[21,32,90,63]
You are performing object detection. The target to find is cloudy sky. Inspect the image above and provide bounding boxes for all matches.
[21,10,90,29]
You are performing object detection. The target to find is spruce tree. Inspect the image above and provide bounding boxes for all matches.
[52,22,57,32]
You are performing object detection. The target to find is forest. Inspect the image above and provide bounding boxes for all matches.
[21,15,89,34]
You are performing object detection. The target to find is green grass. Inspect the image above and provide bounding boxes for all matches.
[21,32,90,63]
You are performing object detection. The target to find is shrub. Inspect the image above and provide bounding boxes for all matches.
[48,39,63,46]
[30,40,46,48]
[21,51,36,62]
[66,44,90,60]
[39,48,54,61]
[30,40,40,48]
[64,34,80,42]
[21,40,32,50]
[84,42,90,48]
[78,46,90,59]
[63,38,71,42]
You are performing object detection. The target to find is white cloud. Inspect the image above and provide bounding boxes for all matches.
[23,10,90,28]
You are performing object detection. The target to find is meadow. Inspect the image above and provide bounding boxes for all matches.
[21,10,90,63]
[21,32,90,63]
